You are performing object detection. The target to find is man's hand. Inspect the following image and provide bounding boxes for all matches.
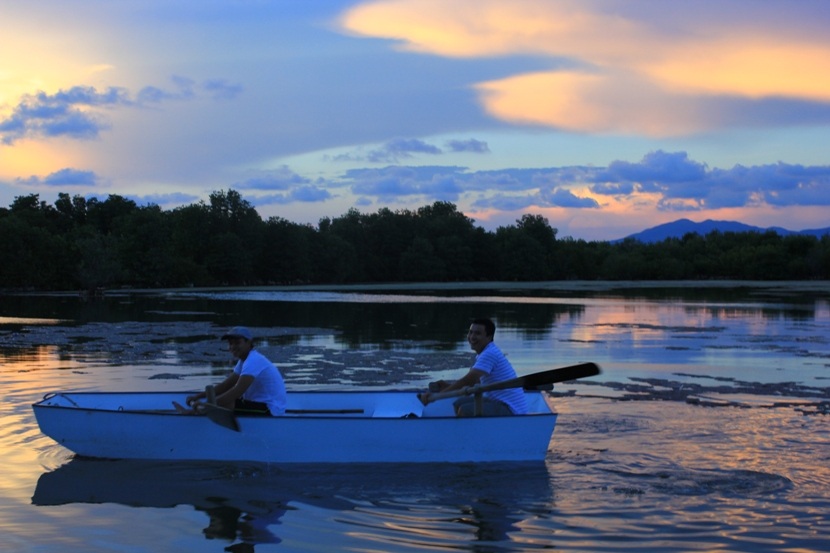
[185,392,205,406]
[428,379,450,392]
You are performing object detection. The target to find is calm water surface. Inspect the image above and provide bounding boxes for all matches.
[1,283,828,552]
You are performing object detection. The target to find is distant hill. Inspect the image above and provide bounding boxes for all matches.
[617,218,830,243]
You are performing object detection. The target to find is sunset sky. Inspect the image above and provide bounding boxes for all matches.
[2,0,829,241]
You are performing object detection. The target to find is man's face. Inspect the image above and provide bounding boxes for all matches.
[467,323,492,354]
[227,336,253,359]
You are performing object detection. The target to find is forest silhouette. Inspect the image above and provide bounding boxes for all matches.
[2,189,828,291]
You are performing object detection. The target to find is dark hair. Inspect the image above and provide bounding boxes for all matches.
[471,317,496,338]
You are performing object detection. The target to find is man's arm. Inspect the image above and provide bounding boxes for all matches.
[186,372,239,406]
[419,368,487,405]
[212,372,239,396]
[216,374,254,409]
[441,368,486,393]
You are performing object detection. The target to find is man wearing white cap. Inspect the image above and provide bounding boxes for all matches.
[184,326,287,416]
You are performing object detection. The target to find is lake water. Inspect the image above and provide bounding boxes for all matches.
[1,282,828,552]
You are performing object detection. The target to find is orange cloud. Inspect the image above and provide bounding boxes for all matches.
[643,40,830,101]
[341,0,830,135]
[341,0,648,59]
[475,70,717,136]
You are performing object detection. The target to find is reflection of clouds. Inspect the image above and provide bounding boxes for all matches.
[12,289,830,550]
[552,297,830,370]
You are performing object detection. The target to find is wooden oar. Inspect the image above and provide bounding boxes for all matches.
[421,362,600,404]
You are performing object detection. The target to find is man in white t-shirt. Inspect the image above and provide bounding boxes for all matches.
[422,318,528,416]
[184,326,287,416]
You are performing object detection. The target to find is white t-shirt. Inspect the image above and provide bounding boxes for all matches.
[233,349,287,415]
[473,342,529,415]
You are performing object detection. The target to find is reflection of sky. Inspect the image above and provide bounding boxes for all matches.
[179,290,600,304]
[0,317,64,325]
[4,291,829,551]
[492,298,827,387]
[177,290,829,386]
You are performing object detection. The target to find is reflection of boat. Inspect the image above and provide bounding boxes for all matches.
[33,457,554,549]
[32,390,558,463]
[32,459,297,549]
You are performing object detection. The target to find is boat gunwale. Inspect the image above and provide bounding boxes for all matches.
[32,390,558,420]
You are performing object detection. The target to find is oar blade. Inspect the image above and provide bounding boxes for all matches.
[201,404,240,432]
[522,362,600,389]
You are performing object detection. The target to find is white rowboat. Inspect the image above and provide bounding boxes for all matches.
[32,363,599,464]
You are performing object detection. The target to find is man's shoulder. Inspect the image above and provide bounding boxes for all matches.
[473,342,504,369]
[481,342,505,357]
[244,349,273,366]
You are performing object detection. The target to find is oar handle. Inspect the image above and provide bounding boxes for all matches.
[423,384,483,403]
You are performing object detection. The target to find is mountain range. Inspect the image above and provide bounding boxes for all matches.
[617,218,830,243]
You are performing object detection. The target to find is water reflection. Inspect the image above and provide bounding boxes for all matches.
[6,285,830,552]
[33,458,554,551]
[4,286,828,389]
[3,287,827,352]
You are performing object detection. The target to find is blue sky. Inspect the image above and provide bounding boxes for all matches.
[1,0,829,240]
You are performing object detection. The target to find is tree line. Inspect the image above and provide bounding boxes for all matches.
[1,189,828,291]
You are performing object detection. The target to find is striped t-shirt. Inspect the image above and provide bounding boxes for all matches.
[473,342,529,414]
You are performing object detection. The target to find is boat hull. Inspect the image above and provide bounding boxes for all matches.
[32,391,558,463]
